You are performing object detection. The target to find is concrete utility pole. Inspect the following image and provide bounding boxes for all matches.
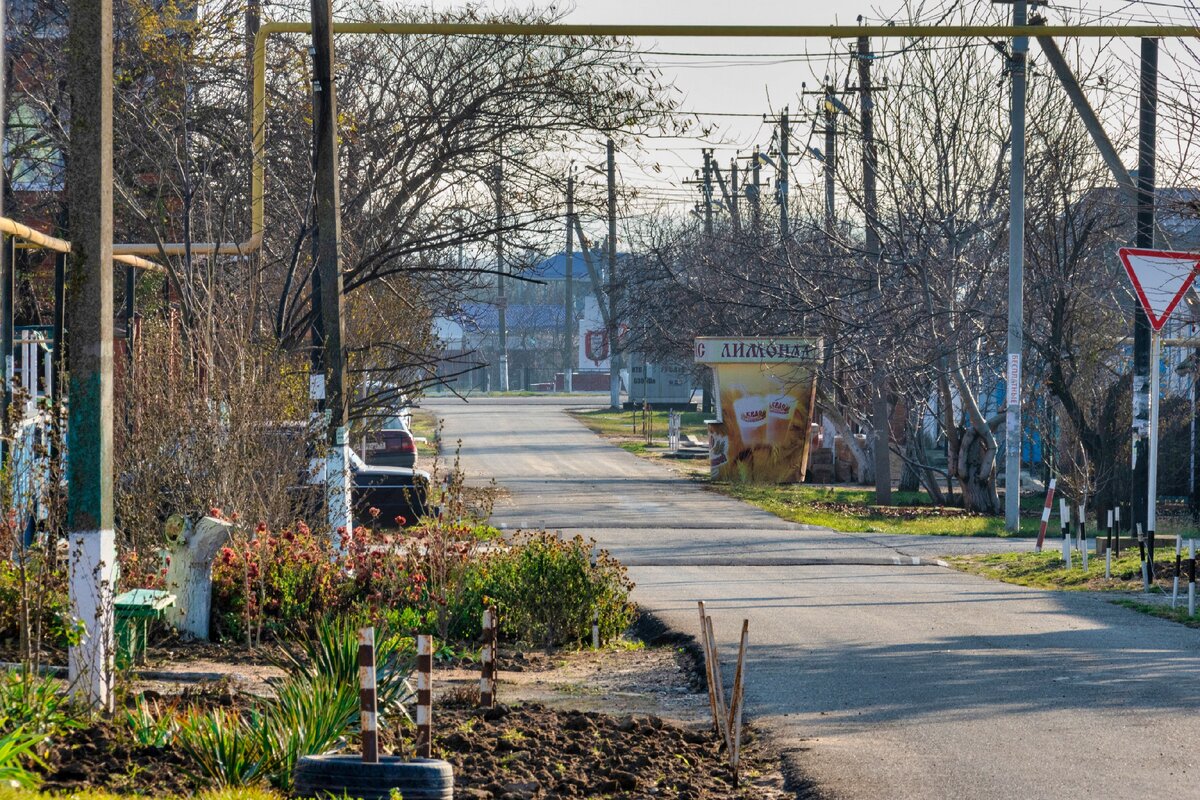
[1004,0,1029,532]
[67,0,116,710]
[311,0,352,542]
[564,168,574,393]
[858,35,892,506]
[778,108,790,240]
[607,137,621,410]
[494,163,510,392]
[729,159,741,231]
[1132,37,1158,557]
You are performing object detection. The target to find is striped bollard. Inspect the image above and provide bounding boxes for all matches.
[1078,504,1088,571]
[1035,477,1057,552]
[417,634,433,758]
[1105,509,1113,557]
[479,608,497,708]
[358,627,379,763]
[1059,499,1071,567]
[1172,536,1183,608]
[1114,506,1121,557]
[1188,541,1196,617]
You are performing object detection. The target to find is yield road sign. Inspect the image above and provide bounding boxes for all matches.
[1119,247,1200,331]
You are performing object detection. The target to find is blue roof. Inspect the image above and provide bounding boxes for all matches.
[528,250,631,281]
[456,303,565,332]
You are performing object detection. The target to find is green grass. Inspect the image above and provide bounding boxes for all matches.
[946,549,1156,590]
[572,408,709,440]
[409,408,440,454]
[0,789,282,800]
[720,483,1044,537]
[1111,598,1200,627]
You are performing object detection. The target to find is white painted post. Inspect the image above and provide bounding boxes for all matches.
[68,531,116,710]
[1189,540,1196,617]
[416,634,433,758]
[358,627,378,763]
[162,515,231,640]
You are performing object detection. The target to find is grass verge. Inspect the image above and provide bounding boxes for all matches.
[409,408,440,455]
[724,483,1043,537]
[1111,598,1200,627]
[571,408,710,440]
[945,549,1163,590]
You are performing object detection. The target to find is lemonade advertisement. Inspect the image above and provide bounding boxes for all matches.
[694,337,820,483]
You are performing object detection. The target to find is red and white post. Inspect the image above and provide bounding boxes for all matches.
[416,634,433,758]
[1035,477,1057,552]
[358,627,379,763]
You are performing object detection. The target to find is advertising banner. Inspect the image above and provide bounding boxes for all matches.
[696,336,820,483]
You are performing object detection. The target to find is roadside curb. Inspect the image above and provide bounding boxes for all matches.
[621,556,954,568]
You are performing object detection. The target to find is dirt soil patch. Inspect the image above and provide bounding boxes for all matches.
[432,702,788,799]
[38,720,196,796]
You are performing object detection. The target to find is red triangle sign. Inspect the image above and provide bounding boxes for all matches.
[1119,247,1200,332]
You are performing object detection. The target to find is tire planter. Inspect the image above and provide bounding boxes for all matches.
[294,755,454,800]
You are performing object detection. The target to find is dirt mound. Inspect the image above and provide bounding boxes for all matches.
[433,702,789,799]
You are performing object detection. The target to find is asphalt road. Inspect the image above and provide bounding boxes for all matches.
[429,395,1200,800]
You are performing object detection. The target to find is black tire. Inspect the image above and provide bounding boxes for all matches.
[294,755,454,800]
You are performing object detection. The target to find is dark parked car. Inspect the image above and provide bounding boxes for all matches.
[364,422,418,469]
[349,449,432,527]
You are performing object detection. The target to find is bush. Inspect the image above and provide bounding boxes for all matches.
[469,532,635,648]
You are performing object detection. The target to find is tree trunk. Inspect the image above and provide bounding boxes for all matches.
[958,423,1001,513]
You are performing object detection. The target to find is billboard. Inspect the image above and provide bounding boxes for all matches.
[696,337,820,483]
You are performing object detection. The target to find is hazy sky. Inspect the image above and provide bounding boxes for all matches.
[417,0,1196,221]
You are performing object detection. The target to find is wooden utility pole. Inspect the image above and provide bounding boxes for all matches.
[564,168,575,393]
[858,35,892,506]
[311,0,352,541]
[67,0,116,710]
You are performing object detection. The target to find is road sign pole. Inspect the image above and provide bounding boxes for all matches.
[1004,0,1028,533]
[1148,330,1161,532]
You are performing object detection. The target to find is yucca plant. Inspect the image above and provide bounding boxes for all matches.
[176,708,269,787]
[123,695,178,748]
[0,727,46,789]
[274,614,416,718]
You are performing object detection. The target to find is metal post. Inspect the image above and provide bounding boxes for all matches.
[124,264,135,366]
[1,235,14,433]
[1004,0,1028,533]
[66,0,116,710]
[1148,330,1161,532]
[607,137,621,410]
[311,0,352,542]
[750,145,762,234]
[778,108,789,240]
[729,159,741,232]
[52,252,66,403]
[564,169,574,394]
[1132,37,1158,558]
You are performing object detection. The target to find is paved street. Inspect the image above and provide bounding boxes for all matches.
[429,395,1200,800]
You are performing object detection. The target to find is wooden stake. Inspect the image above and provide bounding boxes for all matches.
[705,614,732,751]
[726,619,749,785]
[697,601,720,736]
[416,634,433,758]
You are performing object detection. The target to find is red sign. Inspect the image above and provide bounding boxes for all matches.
[1119,247,1200,331]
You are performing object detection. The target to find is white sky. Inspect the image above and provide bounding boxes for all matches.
[416,0,1197,225]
